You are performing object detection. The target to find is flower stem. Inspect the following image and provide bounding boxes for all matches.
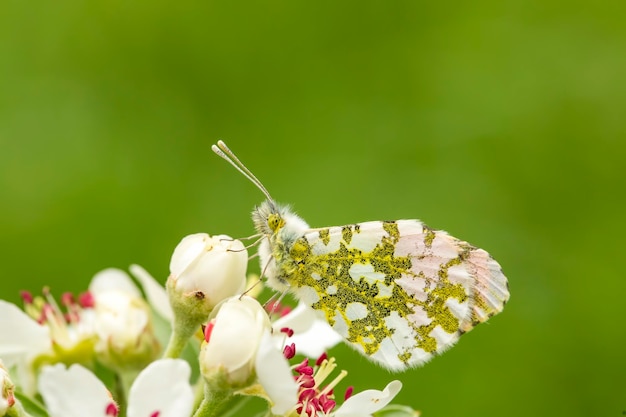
[191,385,233,417]
[163,325,193,358]
[220,396,251,417]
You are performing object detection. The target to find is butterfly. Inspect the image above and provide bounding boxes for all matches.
[212,141,510,371]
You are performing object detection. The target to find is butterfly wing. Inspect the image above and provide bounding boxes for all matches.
[286,220,509,371]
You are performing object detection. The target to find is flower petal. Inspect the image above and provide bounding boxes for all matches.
[89,268,142,298]
[127,359,194,417]
[334,380,403,417]
[201,297,270,385]
[273,303,343,358]
[38,364,114,417]
[169,233,206,277]
[255,331,298,415]
[0,300,50,367]
[130,264,173,322]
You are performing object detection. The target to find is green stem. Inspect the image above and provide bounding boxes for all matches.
[193,378,206,412]
[220,396,252,417]
[163,325,194,358]
[163,282,212,359]
[119,369,139,397]
[192,385,233,417]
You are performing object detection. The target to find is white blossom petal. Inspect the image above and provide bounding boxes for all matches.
[169,233,206,276]
[90,268,142,298]
[0,300,50,367]
[93,291,149,347]
[130,264,173,322]
[127,359,194,417]
[201,296,270,385]
[255,331,298,415]
[333,380,403,417]
[273,303,343,358]
[38,364,113,417]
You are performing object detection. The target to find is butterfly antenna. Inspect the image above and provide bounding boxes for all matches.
[212,140,275,203]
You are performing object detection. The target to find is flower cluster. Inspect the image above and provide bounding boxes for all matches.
[0,231,418,417]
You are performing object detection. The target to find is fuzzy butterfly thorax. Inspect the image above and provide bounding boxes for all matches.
[254,200,310,291]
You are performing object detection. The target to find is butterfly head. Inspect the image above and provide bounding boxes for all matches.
[253,200,284,236]
[252,200,309,237]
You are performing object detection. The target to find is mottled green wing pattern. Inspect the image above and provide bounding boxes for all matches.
[282,219,509,371]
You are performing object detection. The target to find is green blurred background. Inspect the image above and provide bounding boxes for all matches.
[1,1,625,416]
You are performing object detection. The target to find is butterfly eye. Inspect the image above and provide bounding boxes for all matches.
[267,213,285,232]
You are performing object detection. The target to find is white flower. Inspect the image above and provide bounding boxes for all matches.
[169,233,247,309]
[38,359,194,417]
[0,300,51,370]
[89,269,160,370]
[200,296,271,386]
[273,302,343,358]
[332,380,403,417]
[0,292,95,393]
[0,359,16,415]
[200,296,298,412]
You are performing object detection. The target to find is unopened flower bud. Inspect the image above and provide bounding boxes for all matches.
[199,296,270,388]
[166,234,247,333]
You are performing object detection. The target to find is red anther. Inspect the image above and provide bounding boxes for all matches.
[78,291,95,308]
[61,292,75,306]
[295,358,308,369]
[344,386,354,400]
[280,327,294,337]
[7,393,15,407]
[204,321,215,343]
[298,374,315,388]
[296,404,309,417]
[150,412,160,417]
[294,359,314,375]
[318,392,330,402]
[315,352,328,366]
[299,388,316,402]
[105,402,119,416]
[283,343,296,359]
[321,398,336,413]
[309,397,321,411]
[19,291,33,304]
[296,401,316,417]
[299,365,314,376]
